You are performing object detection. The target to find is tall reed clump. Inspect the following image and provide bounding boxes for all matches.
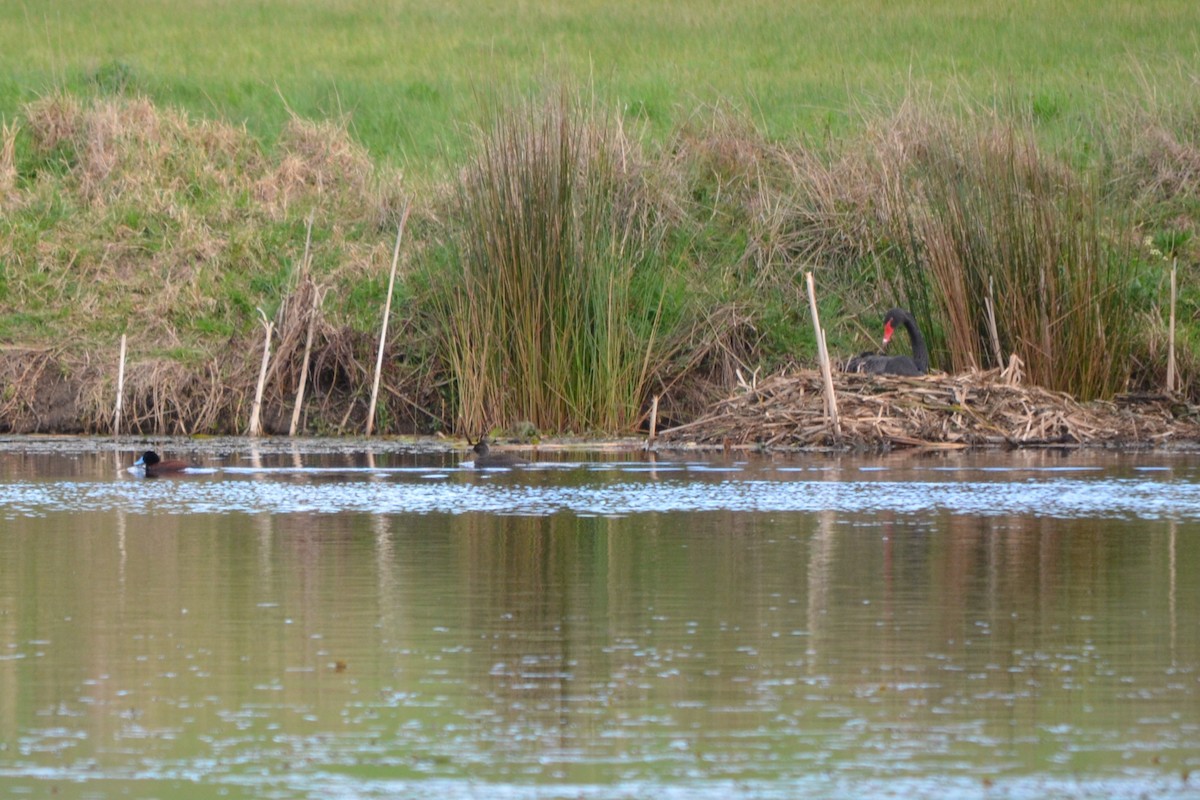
[885,117,1142,400]
[428,91,669,435]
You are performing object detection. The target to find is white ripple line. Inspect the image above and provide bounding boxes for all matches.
[2,477,1199,520]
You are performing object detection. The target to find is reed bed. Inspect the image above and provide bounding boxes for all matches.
[659,367,1200,451]
[879,115,1142,400]
[425,90,675,435]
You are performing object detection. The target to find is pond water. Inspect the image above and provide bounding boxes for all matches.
[1,438,1198,799]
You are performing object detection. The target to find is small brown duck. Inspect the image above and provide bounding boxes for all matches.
[470,439,529,469]
[133,450,194,476]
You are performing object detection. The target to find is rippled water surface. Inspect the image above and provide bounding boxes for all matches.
[1,438,1198,799]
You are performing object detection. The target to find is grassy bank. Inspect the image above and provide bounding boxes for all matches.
[1,0,1198,436]
[1,86,1197,437]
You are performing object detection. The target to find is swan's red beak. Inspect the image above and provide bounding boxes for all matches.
[882,318,895,348]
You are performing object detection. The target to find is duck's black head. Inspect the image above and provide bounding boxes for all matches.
[134,450,161,467]
[472,439,491,457]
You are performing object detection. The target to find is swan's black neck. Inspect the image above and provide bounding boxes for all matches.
[889,309,930,374]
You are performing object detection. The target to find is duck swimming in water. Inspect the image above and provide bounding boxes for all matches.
[469,438,529,468]
[132,450,194,476]
[844,308,930,376]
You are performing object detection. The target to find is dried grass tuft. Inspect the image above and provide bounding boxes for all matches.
[116,358,229,435]
[1129,126,1200,203]
[255,115,380,220]
[23,93,83,152]
[0,121,18,209]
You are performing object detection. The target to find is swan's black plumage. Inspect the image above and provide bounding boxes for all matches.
[844,308,929,376]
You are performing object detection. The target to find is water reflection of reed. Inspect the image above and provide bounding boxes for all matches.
[1,495,1197,778]
[429,508,1200,773]
[449,511,822,757]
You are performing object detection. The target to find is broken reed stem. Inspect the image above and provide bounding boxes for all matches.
[300,212,314,279]
[285,213,318,436]
[249,307,274,437]
[821,327,840,433]
[113,333,127,436]
[1167,259,1177,393]
[648,394,660,442]
[985,275,1003,368]
[290,285,324,436]
[805,271,840,437]
[367,204,412,436]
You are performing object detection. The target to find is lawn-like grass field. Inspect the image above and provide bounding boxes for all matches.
[2,0,1196,168]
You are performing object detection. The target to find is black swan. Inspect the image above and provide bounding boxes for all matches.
[845,308,929,376]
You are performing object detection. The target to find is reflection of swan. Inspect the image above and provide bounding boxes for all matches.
[845,308,929,376]
[471,439,529,468]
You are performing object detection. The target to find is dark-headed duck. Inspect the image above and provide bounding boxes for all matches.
[471,439,529,469]
[133,450,193,476]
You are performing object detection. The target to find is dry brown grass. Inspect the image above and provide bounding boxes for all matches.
[0,346,83,433]
[10,95,402,349]
[1129,126,1200,205]
[1,93,437,435]
[0,121,18,209]
[22,93,83,152]
[254,114,393,223]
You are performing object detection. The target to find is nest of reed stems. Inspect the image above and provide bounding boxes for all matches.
[659,361,1200,451]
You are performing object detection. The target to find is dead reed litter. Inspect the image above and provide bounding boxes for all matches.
[658,368,1200,450]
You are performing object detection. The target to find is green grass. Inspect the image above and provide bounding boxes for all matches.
[2,0,1198,171]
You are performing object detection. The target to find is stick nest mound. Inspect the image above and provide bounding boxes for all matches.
[658,365,1200,451]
